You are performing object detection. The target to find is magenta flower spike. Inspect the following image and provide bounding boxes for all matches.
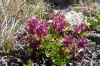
[59,14,65,19]
[26,17,49,38]
[74,23,86,34]
[67,6,73,11]
[29,40,41,49]
[81,3,86,7]
[93,5,97,9]
[51,13,57,19]
[52,14,66,33]
[79,23,86,31]
[26,18,50,49]
[27,18,39,27]
[26,18,39,35]
[82,7,88,13]
[62,36,74,47]
[74,25,81,34]
[78,38,88,48]
[36,21,49,37]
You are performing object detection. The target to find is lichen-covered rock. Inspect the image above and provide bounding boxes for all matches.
[65,11,85,26]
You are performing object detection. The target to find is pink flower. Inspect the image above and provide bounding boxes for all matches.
[26,18,49,38]
[78,38,88,48]
[36,21,49,37]
[59,14,65,19]
[26,18,39,34]
[26,18,50,49]
[27,18,39,28]
[51,13,57,19]
[52,14,66,34]
[81,3,86,7]
[29,40,41,49]
[79,23,86,31]
[74,23,86,34]
[62,36,74,47]
[82,7,88,13]
[81,3,88,13]
[67,6,73,11]
[93,5,97,9]
[74,25,81,34]
[23,36,29,41]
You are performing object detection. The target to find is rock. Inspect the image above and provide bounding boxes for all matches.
[44,0,79,9]
[95,0,100,4]
[65,11,85,26]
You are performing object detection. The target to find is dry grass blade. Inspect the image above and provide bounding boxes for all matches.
[0,0,49,47]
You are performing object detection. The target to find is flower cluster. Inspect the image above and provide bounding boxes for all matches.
[26,18,49,38]
[26,18,49,49]
[81,3,86,7]
[62,36,74,47]
[26,18,39,34]
[36,21,49,37]
[29,40,41,49]
[25,13,88,50]
[82,7,88,13]
[67,6,73,11]
[51,13,66,34]
[62,36,88,48]
[93,5,97,9]
[74,23,86,34]
[81,3,88,14]
[78,38,88,48]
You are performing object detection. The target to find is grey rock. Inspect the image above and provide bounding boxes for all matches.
[44,0,79,9]
[65,11,85,26]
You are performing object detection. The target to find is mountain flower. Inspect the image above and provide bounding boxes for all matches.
[52,14,66,34]
[26,18,49,38]
[26,18,39,35]
[59,14,65,20]
[82,7,88,14]
[67,6,73,11]
[78,38,88,48]
[93,5,97,9]
[81,3,86,7]
[79,23,86,31]
[29,40,41,49]
[36,21,49,37]
[74,23,86,34]
[26,18,49,49]
[62,36,74,47]
[51,13,57,19]
[74,25,81,34]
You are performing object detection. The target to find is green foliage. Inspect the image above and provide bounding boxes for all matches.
[87,17,100,28]
[3,43,10,52]
[39,35,71,66]
[24,60,33,66]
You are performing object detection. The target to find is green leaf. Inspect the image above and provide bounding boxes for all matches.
[87,17,100,28]
[24,60,33,66]
[25,46,32,53]
[3,43,10,52]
